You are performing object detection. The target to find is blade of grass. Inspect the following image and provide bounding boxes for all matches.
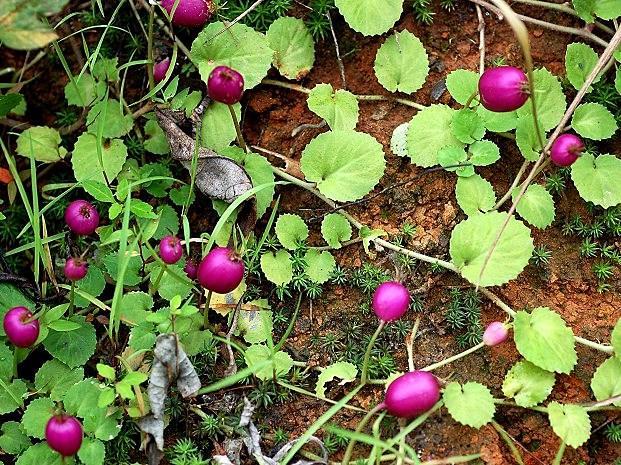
[197,361,272,395]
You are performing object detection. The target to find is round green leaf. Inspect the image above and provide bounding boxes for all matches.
[449,211,534,287]
[443,382,495,428]
[148,264,192,300]
[451,109,485,144]
[515,116,546,162]
[455,174,496,216]
[74,265,106,308]
[612,318,621,360]
[0,379,27,414]
[16,126,67,163]
[200,102,241,152]
[468,140,500,166]
[304,249,336,284]
[22,397,55,438]
[0,421,31,455]
[275,214,308,250]
[15,443,62,465]
[438,146,474,177]
[0,342,14,381]
[547,402,591,448]
[315,362,358,398]
[260,250,293,286]
[502,360,555,407]
[43,316,97,368]
[374,30,429,94]
[477,105,518,132]
[321,213,353,248]
[267,17,315,80]
[301,130,385,202]
[191,22,273,89]
[571,103,617,140]
[511,184,555,229]
[72,133,127,184]
[245,344,293,380]
[594,0,621,19]
[514,307,577,374]
[591,357,621,405]
[516,68,566,131]
[78,437,106,465]
[407,104,464,168]
[86,99,133,138]
[307,83,359,131]
[334,0,404,36]
[445,69,479,106]
[565,43,600,91]
[571,153,621,208]
[34,359,84,401]
[65,73,103,107]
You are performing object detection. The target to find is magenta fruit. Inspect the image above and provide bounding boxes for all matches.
[372,281,410,322]
[161,0,212,28]
[154,57,171,83]
[184,259,198,280]
[207,66,244,105]
[478,66,529,112]
[197,246,245,294]
[64,257,88,281]
[384,371,441,419]
[483,321,509,347]
[550,133,584,167]
[3,306,39,348]
[45,414,83,457]
[64,200,99,236]
[159,235,183,265]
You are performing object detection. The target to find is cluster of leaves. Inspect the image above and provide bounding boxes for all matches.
[444,288,484,349]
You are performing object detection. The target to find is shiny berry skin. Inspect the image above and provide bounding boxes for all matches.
[207,66,244,105]
[3,307,40,348]
[550,133,584,167]
[64,200,100,236]
[478,66,529,112]
[384,371,441,419]
[64,257,88,281]
[161,0,212,28]
[154,57,171,83]
[45,414,83,457]
[483,321,510,347]
[372,281,410,322]
[197,246,244,294]
[159,235,183,265]
[184,259,198,280]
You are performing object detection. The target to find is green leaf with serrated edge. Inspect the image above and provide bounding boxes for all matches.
[407,104,464,168]
[591,357,621,405]
[47,319,81,331]
[130,199,157,219]
[612,318,621,359]
[65,73,102,107]
[547,402,591,448]
[200,102,241,152]
[571,103,617,140]
[245,344,294,380]
[455,174,496,216]
[616,67,621,94]
[238,308,273,344]
[565,43,600,91]
[181,329,213,356]
[443,382,495,428]
[301,130,385,202]
[148,263,192,301]
[512,184,555,229]
[82,180,114,203]
[78,438,105,465]
[0,343,14,381]
[390,122,409,157]
[169,185,195,207]
[143,119,169,155]
[140,163,173,198]
[594,0,621,19]
[571,153,621,208]
[477,105,518,132]
[74,265,106,308]
[321,213,353,248]
[514,307,577,373]
[128,322,156,351]
[374,30,428,94]
[315,362,358,398]
[84,408,122,441]
[86,99,133,138]
[502,360,555,407]
[335,0,404,36]
[275,214,309,250]
[305,249,336,284]
[0,93,22,118]
[307,83,359,131]
[97,363,116,381]
[35,360,84,401]
[267,17,315,80]
[449,211,534,286]
[0,379,27,414]
[191,22,273,89]
[153,204,179,240]
[103,253,142,287]
[450,109,485,144]
[438,146,474,177]
[468,140,500,166]
[16,126,67,162]
[44,316,97,368]
[63,379,103,417]
[572,0,595,22]
[0,421,31,454]
[22,397,54,438]
[359,226,387,255]
[260,250,293,286]
[445,69,479,106]
[15,443,63,465]
[119,292,153,326]
[72,133,127,184]
[516,68,566,131]
[515,116,546,161]
[93,57,119,82]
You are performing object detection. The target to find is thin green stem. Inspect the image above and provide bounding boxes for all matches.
[420,455,482,465]
[275,294,303,351]
[147,3,155,90]
[68,281,76,317]
[361,321,385,384]
[228,104,248,152]
[492,421,524,465]
[204,290,213,329]
[12,347,18,378]
[493,160,530,210]
[150,264,166,296]
[495,399,548,413]
[552,441,566,465]
[421,342,485,372]
[463,89,479,109]
[341,402,387,465]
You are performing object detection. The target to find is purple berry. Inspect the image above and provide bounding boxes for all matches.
[197,246,245,294]
[45,414,83,457]
[154,57,171,83]
[161,0,212,28]
[483,321,510,347]
[550,133,584,167]
[184,259,198,280]
[372,281,410,322]
[478,66,529,112]
[384,371,441,419]
[207,66,244,105]
[64,257,88,281]
[64,200,99,236]
[159,235,183,265]
[3,306,39,348]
